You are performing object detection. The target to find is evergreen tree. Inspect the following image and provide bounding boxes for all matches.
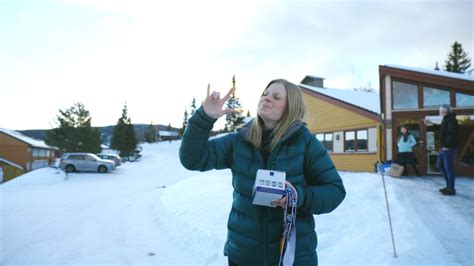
[145,121,157,143]
[225,75,245,132]
[354,82,374,92]
[111,103,138,159]
[180,108,188,136]
[444,41,471,73]
[45,102,101,153]
[190,97,197,116]
[246,110,251,117]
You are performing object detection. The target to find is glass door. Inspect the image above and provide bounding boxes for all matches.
[457,115,474,176]
[425,123,441,174]
[393,117,425,175]
[424,114,474,176]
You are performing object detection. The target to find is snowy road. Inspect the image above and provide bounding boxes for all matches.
[1,143,207,265]
[389,176,474,266]
[1,141,473,265]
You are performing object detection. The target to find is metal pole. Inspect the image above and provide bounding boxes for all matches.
[378,163,397,258]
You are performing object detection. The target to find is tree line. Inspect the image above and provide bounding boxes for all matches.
[45,103,139,159]
[44,43,470,156]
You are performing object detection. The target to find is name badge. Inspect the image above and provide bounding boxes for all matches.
[252,169,286,207]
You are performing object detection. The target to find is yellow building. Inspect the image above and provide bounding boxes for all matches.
[299,76,382,172]
[0,157,25,183]
[0,128,57,182]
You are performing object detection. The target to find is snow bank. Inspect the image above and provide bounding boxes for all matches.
[2,167,66,187]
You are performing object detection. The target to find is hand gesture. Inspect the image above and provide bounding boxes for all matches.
[203,84,236,119]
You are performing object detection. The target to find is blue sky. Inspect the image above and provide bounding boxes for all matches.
[1,0,472,130]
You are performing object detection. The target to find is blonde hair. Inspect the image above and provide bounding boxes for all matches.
[247,79,308,152]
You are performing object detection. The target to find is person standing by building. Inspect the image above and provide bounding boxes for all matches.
[435,104,459,196]
[397,126,421,177]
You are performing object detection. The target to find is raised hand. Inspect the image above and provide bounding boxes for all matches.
[203,84,236,119]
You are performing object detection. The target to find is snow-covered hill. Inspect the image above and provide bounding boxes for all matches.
[1,141,473,265]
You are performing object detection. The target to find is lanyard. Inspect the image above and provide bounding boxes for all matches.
[279,184,298,266]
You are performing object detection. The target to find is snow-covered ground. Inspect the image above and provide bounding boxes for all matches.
[1,141,473,265]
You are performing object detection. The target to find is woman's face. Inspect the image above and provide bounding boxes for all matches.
[258,83,287,125]
[401,127,407,134]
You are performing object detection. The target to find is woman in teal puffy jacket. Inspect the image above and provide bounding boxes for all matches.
[397,126,421,177]
[179,79,346,266]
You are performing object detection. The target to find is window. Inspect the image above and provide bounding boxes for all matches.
[456,92,474,107]
[324,133,333,151]
[316,133,324,142]
[316,133,333,151]
[85,155,96,161]
[357,130,368,151]
[69,155,85,160]
[31,160,48,170]
[32,148,48,157]
[345,129,368,152]
[423,87,450,108]
[393,81,418,109]
[344,131,355,151]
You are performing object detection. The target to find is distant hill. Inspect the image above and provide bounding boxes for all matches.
[18,124,180,145]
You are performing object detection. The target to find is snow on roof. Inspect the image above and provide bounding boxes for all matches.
[299,83,381,114]
[0,157,25,170]
[384,65,474,82]
[0,128,56,149]
[158,131,179,137]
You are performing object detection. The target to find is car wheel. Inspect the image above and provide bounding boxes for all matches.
[65,165,75,173]
[98,165,108,173]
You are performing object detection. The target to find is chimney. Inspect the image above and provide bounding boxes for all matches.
[301,75,324,88]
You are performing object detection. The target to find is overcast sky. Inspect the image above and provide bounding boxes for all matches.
[1,0,472,130]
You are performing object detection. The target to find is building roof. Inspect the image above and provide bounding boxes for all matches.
[0,157,25,170]
[0,128,57,149]
[158,130,179,137]
[303,75,325,80]
[299,83,381,114]
[383,65,474,82]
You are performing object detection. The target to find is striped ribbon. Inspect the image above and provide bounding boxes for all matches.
[279,183,298,266]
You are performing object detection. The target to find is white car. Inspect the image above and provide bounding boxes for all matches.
[96,153,121,166]
[60,153,116,173]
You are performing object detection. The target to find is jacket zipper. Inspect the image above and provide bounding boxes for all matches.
[263,147,279,266]
[255,149,268,265]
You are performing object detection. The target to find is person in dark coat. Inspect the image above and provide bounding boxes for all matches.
[397,126,421,176]
[180,79,346,265]
[436,104,459,196]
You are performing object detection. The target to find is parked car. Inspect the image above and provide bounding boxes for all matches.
[121,146,142,162]
[60,153,116,173]
[96,153,121,166]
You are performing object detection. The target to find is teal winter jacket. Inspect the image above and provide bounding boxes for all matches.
[179,107,346,266]
[397,134,417,153]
